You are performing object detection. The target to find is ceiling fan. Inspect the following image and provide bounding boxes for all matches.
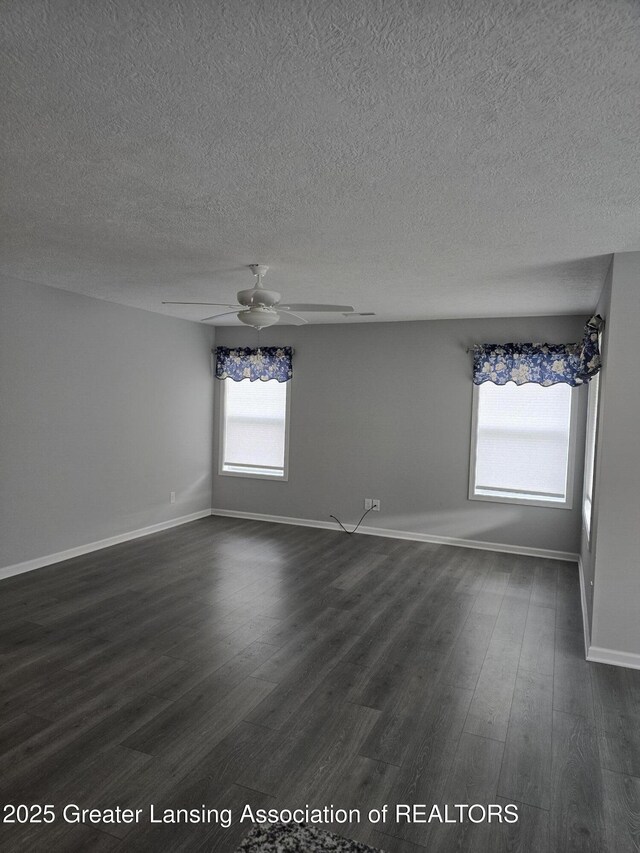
[163,264,356,330]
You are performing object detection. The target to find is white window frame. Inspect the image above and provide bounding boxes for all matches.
[218,379,291,482]
[468,382,579,510]
[582,369,600,544]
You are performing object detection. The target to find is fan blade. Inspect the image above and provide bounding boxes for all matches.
[279,303,355,312]
[200,310,241,322]
[275,310,308,325]
[163,301,238,307]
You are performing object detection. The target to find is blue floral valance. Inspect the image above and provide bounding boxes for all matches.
[473,315,603,387]
[215,346,293,382]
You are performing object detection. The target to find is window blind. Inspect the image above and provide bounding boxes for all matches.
[222,379,287,475]
[583,370,600,535]
[474,382,573,502]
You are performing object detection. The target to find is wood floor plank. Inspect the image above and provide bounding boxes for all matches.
[487,797,550,853]
[30,655,189,720]
[481,565,512,596]
[404,732,504,851]
[121,675,277,775]
[345,617,451,711]
[0,623,95,681]
[308,754,399,846]
[372,684,473,833]
[463,650,519,742]
[549,710,606,853]
[418,592,476,652]
[0,712,51,758]
[502,560,534,603]
[497,670,553,809]
[14,745,151,841]
[331,552,389,591]
[592,663,640,729]
[236,699,380,800]
[243,630,361,731]
[601,768,640,853]
[530,562,558,610]
[350,653,444,714]
[79,720,268,844]
[371,830,428,851]
[165,613,283,661]
[441,611,497,690]
[471,589,505,617]
[519,604,556,676]
[0,821,119,853]
[343,611,419,672]
[487,596,529,656]
[360,674,471,767]
[120,780,275,853]
[452,548,491,596]
[598,714,640,778]
[554,629,595,719]
[147,639,279,702]
[556,563,584,633]
[0,691,173,801]
[253,607,357,680]
[461,596,528,742]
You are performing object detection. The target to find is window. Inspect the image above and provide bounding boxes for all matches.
[582,369,600,541]
[469,381,577,508]
[219,379,290,480]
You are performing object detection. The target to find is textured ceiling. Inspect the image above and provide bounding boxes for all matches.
[2,0,639,324]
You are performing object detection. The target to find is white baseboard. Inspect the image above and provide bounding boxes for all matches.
[0,509,212,581]
[587,646,640,671]
[577,556,592,658]
[210,508,579,563]
[577,556,640,670]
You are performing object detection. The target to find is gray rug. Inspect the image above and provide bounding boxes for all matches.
[235,822,386,852]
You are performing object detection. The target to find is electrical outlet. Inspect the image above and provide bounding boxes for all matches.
[372,499,381,511]
[364,498,373,510]
[170,491,176,504]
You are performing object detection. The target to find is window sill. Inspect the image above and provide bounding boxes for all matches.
[469,491,572,510]
[219,467,288,482]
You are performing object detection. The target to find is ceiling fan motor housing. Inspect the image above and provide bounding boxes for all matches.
[236,287,281,307]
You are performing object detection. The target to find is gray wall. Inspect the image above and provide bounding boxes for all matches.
[588,252,640,657]
[0,277,214,568]
[213,315,587,555]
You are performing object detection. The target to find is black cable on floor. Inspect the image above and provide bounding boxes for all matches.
[329,506,373,535]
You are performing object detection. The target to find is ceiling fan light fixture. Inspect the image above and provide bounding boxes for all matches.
[237,307,280,330]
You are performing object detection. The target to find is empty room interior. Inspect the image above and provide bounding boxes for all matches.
[2,2,640,852]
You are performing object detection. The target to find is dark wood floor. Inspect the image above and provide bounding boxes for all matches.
[1,517,640,852]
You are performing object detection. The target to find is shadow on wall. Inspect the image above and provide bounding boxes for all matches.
[180,472,212,503]
[351,504,577,554]
[361,505,519,538]
[120,471,213,530]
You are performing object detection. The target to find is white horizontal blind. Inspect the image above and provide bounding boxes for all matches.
[583,370,600,536]
[221,379,288,478]
[473,382,573,502]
